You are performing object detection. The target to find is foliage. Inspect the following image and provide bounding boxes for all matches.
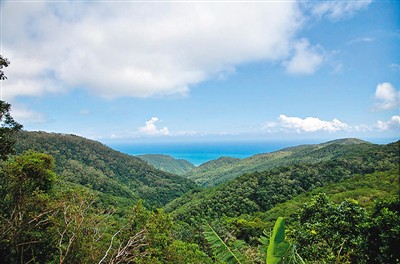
[266,217,289,264]
[138,154,195,175]
[168,141,399,223]
[0,54,10,80]
[204,223,249,264]
[0,56,22,161]
[366,196,400,263]
[292,193,368,263]
[0,151,56,263]
[253,169,399,233]
[1,123,399,263]
[15,131,196,207]
[291,194,400,263]
[0,100,23,161]
[184,156,241,185]
[183,138,374,187]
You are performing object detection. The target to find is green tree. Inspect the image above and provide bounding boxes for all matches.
[0,55,23,161]
[0,100,23,160]
[293,193,368,263]
[366,197,400,263]
[0,55,9,80]
[0,151,56,263]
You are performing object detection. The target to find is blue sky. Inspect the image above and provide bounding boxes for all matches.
[1,0,399,145]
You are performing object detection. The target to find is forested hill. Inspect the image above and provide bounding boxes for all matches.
[183,138,374,187]
[138,154,195,175]
[167,140,399,221]
[14,131,196,207]
[183,156,240,181]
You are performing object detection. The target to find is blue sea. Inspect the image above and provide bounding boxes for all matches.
[108,140,316,166]
[107,137,398,166]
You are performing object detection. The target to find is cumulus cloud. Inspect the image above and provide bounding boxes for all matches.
[2,1,302,99]
[375,115,400,131]
[373,82,400,111]
[278,114,348,133]
[283,39,324,75]
[139,117,169,136]
[310,0,371,21]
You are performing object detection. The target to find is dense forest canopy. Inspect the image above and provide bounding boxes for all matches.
[137,154,195,175]
[2,126,398,263]
[14,131,196,208]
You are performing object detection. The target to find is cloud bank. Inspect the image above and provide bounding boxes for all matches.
[375,115,400,131]
[278,115,348,133]
[1,1,372,100]
[2,1,300,99]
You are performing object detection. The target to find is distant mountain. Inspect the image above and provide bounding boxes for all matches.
[167,140,399,221]
[138,154,195,175]
[183,138,373,187]
[183,156,240,184]
[14,131,196,207]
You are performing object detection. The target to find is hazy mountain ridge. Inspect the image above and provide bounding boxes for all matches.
[183,138,376,187]
[138,154,195,175]
[14,131,196,207]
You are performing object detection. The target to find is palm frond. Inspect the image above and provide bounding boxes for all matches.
[203,223,247,264]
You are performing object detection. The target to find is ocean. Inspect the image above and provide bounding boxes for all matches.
[108,140,317,166]
[107,137,398,166]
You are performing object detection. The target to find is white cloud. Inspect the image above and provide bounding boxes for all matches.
[375,116,400,131]
[283,39,324,75]
[2,1,303,99]
[139,117,169,136]
[373,82,400,111]
[278,114,348,133]
[310,1,371,21]
[11,106,47,124]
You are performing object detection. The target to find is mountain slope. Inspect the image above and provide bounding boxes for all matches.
[258,169,399,227]
[14,131,196,207]
[138,154,195,175]
[167,140,399,221]
[183,138,373,187]
[185,156,240,183]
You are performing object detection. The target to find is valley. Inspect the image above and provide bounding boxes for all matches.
[1,129,398,263]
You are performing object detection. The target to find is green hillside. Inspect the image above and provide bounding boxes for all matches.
[2,128,398,263]
[138,154,195,175]
[267,168,398,213]
[14,131,196,207]
[185,156,240,182]
[183,138,373,187]
[236,169,399,234]
[167,140,399,221]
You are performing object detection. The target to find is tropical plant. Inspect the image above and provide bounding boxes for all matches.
[204,223,248,264]
[266,217,289,264]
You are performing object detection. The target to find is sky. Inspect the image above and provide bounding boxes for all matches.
[1,0,399,145]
